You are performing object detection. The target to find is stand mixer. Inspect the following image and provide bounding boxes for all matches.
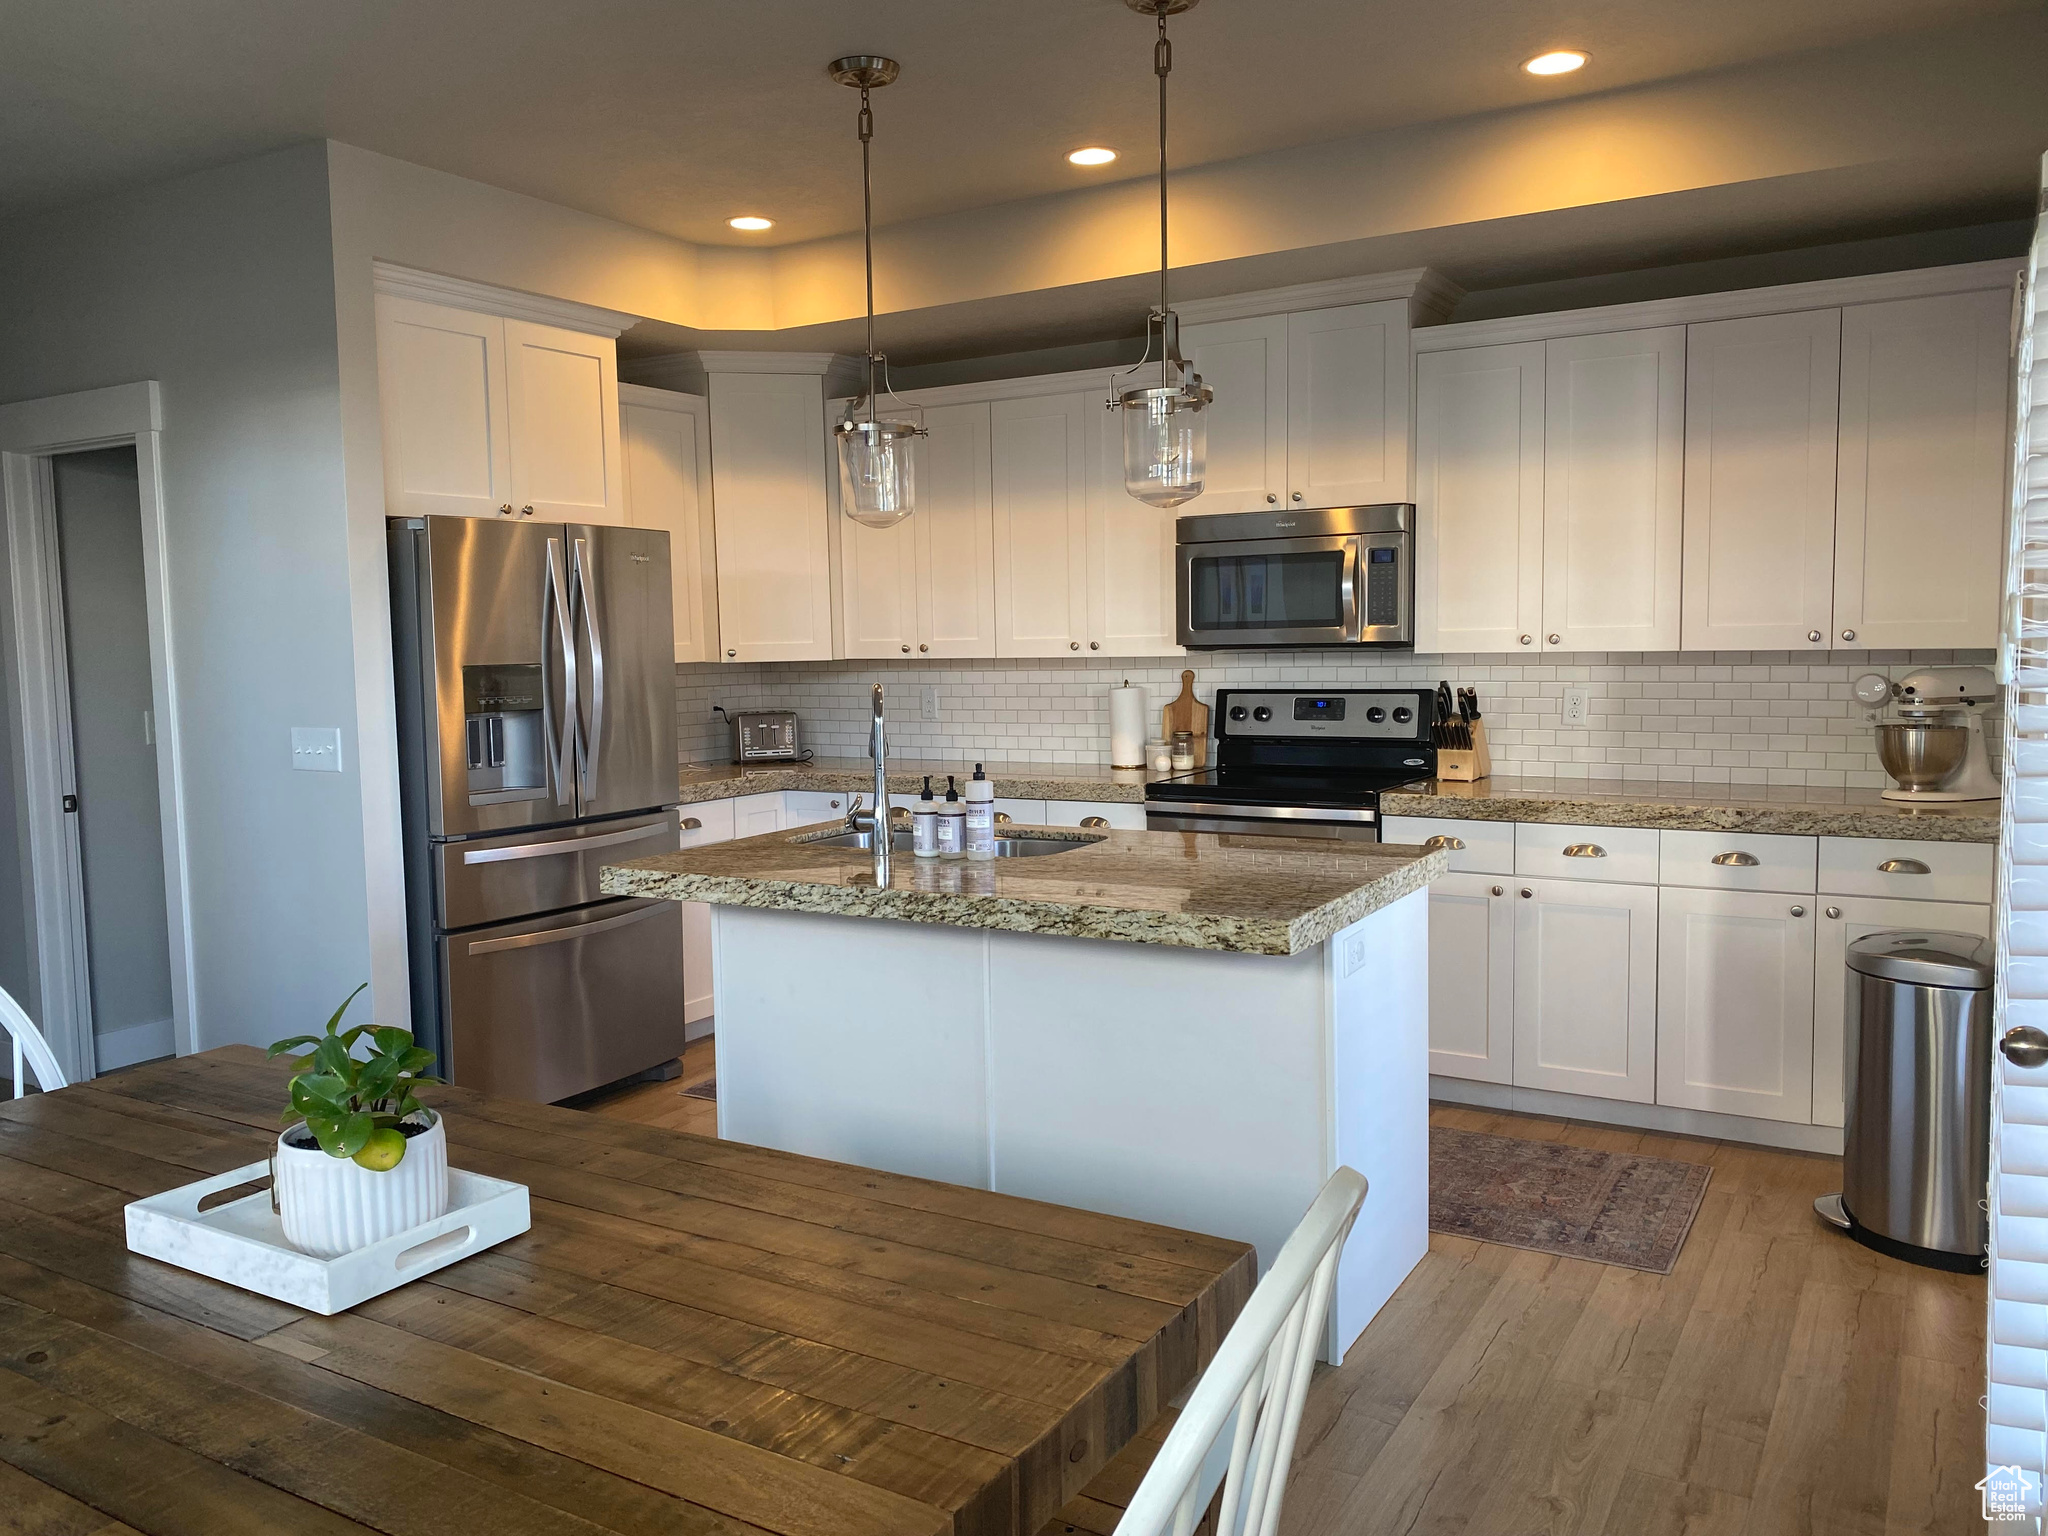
[1853,665,2000,802]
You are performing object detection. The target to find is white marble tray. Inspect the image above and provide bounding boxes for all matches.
[124,1161,530,1315]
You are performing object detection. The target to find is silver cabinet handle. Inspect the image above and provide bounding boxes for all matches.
[890,806,912,824]
[1081,816,1110,828]
[1492,885,1505,897]
[1790,905,1806,917]
[1562,843,1606,858]
[727,648,736,658]
[1070,641,1080,650]
[499,503,514,516]
[1711,851,1760,867]
[919,643,929,652]
[680,817,702,831]
[520,505,535,517]
[1422,835,1466,852]
[1520,887,1533,898]
[1825,906,1841,918]
[901,644,910,653]
[1090,641,1101,650]
[1878,858,1931,875]
[1266,494,1278,504]
[2003,1027,2048,1069]
[1547,633,1561,645]
[1841,629,1856,642]
[1519,634,1533,646]
[1292,491,1304,502]
[994,812,1013,825]
[462,817,672,864]
[1808,630,1823,642]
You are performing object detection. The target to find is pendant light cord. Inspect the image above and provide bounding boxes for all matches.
[859,85,878,425]
[1155,10,1171,388]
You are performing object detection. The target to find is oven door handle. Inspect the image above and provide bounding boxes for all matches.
[1146,801,1378,824]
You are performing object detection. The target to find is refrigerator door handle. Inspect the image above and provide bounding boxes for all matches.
[542,537,577,805]
[459,817,672,865]
[572,536,605,800]
[465,899,667,955]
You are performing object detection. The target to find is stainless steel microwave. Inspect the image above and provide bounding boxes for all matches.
[1176,504,1414,649]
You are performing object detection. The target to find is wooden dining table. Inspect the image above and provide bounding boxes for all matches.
[0,1046,1255,1536]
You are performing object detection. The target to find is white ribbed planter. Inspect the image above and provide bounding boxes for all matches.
[275,1113,449,1259]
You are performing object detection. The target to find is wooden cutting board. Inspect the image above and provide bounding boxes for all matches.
[1161,670,1210,767]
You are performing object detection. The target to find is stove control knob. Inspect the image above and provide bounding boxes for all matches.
[1391,706,1413,724]
[1252,706,1273,722]
[1365,706,1386,723]
[1228,706,1248,721]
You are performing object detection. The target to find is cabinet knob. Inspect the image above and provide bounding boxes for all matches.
[1711,850,1760,867]
[498,503,514,516]
[2002,1026,2048,1069]
[1089,641,1100,650]
[1841,629,1856,642]
[1547,634,1561,645]
[520,505,535,517]
[901,644,911,653]
[1791,905,1806,917]
[1519,634,1533,646]
[726,649,736,658]
[1878,858,1931,875]
[1291,492,1304,502]
[1491,885,1505,897]
[1825,906,1841,919]
[1266,494,1278,504]
[1070,641,1080,650]
[1081,816,1110,828]
[919,643,929,652]
[1520,888,1533,898]
[1808,630,1823,642]
[681,817,702,831]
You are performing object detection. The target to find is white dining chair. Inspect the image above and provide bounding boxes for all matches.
[1,986,66,1098]
[1114,1166,1368,1536]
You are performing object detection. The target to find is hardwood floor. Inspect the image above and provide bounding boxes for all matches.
[581,1052,1987,1535]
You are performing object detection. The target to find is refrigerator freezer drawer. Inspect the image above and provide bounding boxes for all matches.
[438,811,678,931]
[440,897,686,1103]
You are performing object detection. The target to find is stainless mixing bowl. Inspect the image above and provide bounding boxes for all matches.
[1876,721,1968,792]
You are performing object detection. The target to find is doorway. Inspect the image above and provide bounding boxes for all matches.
[48,448,176,1069]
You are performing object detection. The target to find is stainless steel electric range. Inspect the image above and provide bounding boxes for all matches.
[1144,688,1437,842]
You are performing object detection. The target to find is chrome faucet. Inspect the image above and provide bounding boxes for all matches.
[869,683,890,884]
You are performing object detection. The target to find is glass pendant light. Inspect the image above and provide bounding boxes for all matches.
[830,54,925,529]
[1109,0,1211,509]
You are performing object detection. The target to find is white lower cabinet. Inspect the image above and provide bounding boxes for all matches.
[1425,873,1515,1084]
[1513,877,1659,1103]
[676,800,737,1028]
[1039,799,1148,830]
[1655,887,1816,1122]
[1811,895,1992,1128]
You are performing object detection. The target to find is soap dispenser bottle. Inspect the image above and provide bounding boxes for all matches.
[964,763,997,861]
[912,776,939,859]
[937,775,966,860]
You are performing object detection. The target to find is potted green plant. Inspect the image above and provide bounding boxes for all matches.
[267,984,448,1259]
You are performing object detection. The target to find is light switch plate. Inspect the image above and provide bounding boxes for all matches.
[291,727,343,773]
[1561,685,1590,729]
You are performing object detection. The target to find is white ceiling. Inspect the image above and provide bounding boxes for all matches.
[1,0,2029,244]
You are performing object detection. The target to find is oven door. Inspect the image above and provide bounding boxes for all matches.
[1178,534,1359,648]
[1145,801,1381,842]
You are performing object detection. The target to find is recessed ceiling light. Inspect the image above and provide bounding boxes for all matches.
[727,215,774,231]
[1522,50,1588,76]
[1067,146,1118,167]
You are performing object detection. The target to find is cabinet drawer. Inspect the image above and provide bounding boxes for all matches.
[1382,816,1515,875]
[1817,837,1993,903]
[677,799,736,848]
[782,789,855,827]
[1658,829,1816,894]
[1514,823,1659,885]
[1040,799,1148,830]
[993,798,1047,825]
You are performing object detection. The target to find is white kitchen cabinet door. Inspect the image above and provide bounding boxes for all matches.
[1834,288,2012,650]
[1086,403,1182,658]
[708,372,835,662]
[375,296,514,520]
[1680,310,1841,652]
[1812,895,1992,1128]
[1177,314,1289,515]
[731,792,786,839]
[1285,301,1411,508]
[1414,342,1545,653]
[620,385,720,664]
[502,319,626,525]
[991,392,1091,657]
[1540,328,1685,653]
[1427,873,1514,1085]
[1513,877,1658,1103]
[914,402,998,659]
[836,493,920,659]
[1655,886,1816,1123]
[677,800,736,1027]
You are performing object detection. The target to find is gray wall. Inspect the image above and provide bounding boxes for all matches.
[0,141,372,1053]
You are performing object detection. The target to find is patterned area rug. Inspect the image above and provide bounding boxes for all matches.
[1429,1127,1712,1273]
[681,1079,717,1101]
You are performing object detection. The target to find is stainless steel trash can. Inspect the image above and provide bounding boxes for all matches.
[1819,930,1993,1272]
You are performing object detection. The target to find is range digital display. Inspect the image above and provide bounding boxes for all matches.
[1293,697,1346,721]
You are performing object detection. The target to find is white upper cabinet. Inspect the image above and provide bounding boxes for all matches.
[1834,288,2012,650]
[1177,315,1289,515]
[1414,342,1544,653]
[991,392,1092,657]
[1540,328,1685,652]
[501,319,626,525]
[1285,300,1411,509]
[708,370,834,662]
[376,296,515,520]
[620,385,719,664]
[1680,310,1842,652]
[1088,405,1183,657]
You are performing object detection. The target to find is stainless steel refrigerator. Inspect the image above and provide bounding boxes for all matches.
[388,515,685,1102]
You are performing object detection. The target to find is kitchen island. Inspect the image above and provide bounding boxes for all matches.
[605,825,1447,1360]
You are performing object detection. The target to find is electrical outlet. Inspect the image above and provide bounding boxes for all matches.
[921,686,940,721]
[291,726,343,773]
[1342,930,1368,977]
[1562,685,1590,729]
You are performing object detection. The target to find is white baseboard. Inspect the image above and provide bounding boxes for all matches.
[684,1014,714,1043]
[1428,1075,1845,1156]
[95,1016,176,1072]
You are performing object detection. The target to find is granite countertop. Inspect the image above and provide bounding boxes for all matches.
[1381,776,2000,843]
[603,824,1447,956]
[678,758,1159,805]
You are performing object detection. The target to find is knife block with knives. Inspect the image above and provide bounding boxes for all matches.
[1433,683,1492,783]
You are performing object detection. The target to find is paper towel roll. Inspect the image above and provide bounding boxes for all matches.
[1109,682,1147,770]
